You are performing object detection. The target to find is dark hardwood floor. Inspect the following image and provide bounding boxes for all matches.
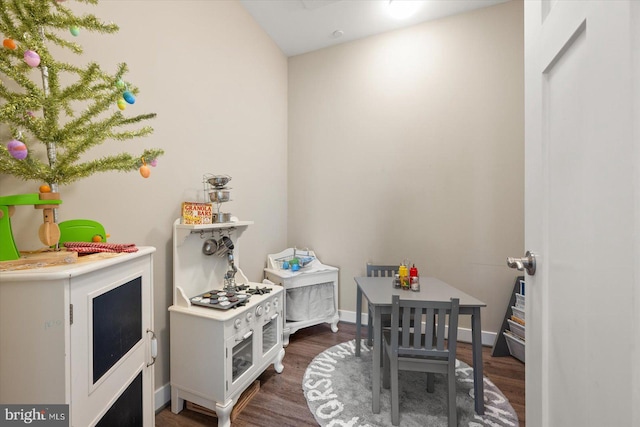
[156,322,525,426]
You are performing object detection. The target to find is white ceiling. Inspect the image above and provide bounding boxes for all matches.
[239,0,510,57]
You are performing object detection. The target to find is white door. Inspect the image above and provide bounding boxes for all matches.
[524,1,639,426]
[70,256,154,427]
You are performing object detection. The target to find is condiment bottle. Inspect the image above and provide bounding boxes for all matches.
[410,264,420,291]
[392,274,401,289]
[399,264,409,290]
[409,264,418,280]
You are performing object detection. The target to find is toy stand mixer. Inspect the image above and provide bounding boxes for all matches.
[0,192,62,261]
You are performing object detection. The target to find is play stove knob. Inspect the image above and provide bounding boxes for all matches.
[255,305,263,317]
[246,312,253,322]
[234,318,242,329]
[265,302,271,313]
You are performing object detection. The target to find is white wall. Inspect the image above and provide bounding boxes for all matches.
[632,2,640,425]
[287,0,524,333]
[2,0,288,394]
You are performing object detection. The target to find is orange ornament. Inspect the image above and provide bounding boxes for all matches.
[39,184,51,193]
[139,157,150,178]
[139,165,150,178]
[3,38,17,50]
[92,235,103,243]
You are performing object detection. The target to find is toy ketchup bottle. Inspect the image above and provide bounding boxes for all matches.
[410,264,420,292]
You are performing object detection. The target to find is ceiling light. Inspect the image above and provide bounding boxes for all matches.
[386,0,421,19]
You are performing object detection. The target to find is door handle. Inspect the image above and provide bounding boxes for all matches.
[147,329,157,367]
[506,250,536,276]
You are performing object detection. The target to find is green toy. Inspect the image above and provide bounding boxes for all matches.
[58,219,108,245]
[0,194,62,261]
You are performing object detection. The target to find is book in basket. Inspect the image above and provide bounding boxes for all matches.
[181,202,213,224]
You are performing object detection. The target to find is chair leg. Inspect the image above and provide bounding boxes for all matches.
[390,357,400,426]
[382,344,390,389]
[427,372,435,393]
[447,364,457,427]
[367,304,373,346]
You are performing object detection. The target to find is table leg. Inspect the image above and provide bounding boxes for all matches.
[471,307,485,415]
[355,285,362,357]
[372,309,381,414]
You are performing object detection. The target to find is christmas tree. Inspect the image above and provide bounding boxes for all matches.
[0,0,163,191]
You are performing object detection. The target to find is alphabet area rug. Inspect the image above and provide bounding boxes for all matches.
[302,340,519,427]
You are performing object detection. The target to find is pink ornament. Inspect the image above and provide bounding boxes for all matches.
[150,159,158,167]
[7,139,28,160]
[24,50,40,67]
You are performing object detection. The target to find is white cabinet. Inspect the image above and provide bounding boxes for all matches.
[0,248,156,427]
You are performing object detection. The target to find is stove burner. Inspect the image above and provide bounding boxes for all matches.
[245,286,272,295]
[190,288,250,310]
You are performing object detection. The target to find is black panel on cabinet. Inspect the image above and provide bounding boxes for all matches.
[93,276,142,383]
[96,371,143,427]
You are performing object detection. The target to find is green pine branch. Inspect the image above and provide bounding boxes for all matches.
[0,0,163,187]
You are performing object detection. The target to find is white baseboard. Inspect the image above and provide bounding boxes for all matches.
[338,309,497,347]
[155,383,171,412]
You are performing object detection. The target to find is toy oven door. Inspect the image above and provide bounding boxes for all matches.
[225,328,254,392]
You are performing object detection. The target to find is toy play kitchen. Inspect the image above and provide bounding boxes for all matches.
[169,203,284,427]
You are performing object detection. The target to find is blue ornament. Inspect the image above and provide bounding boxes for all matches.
[123,91,135,104]
[70,26,80,36]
